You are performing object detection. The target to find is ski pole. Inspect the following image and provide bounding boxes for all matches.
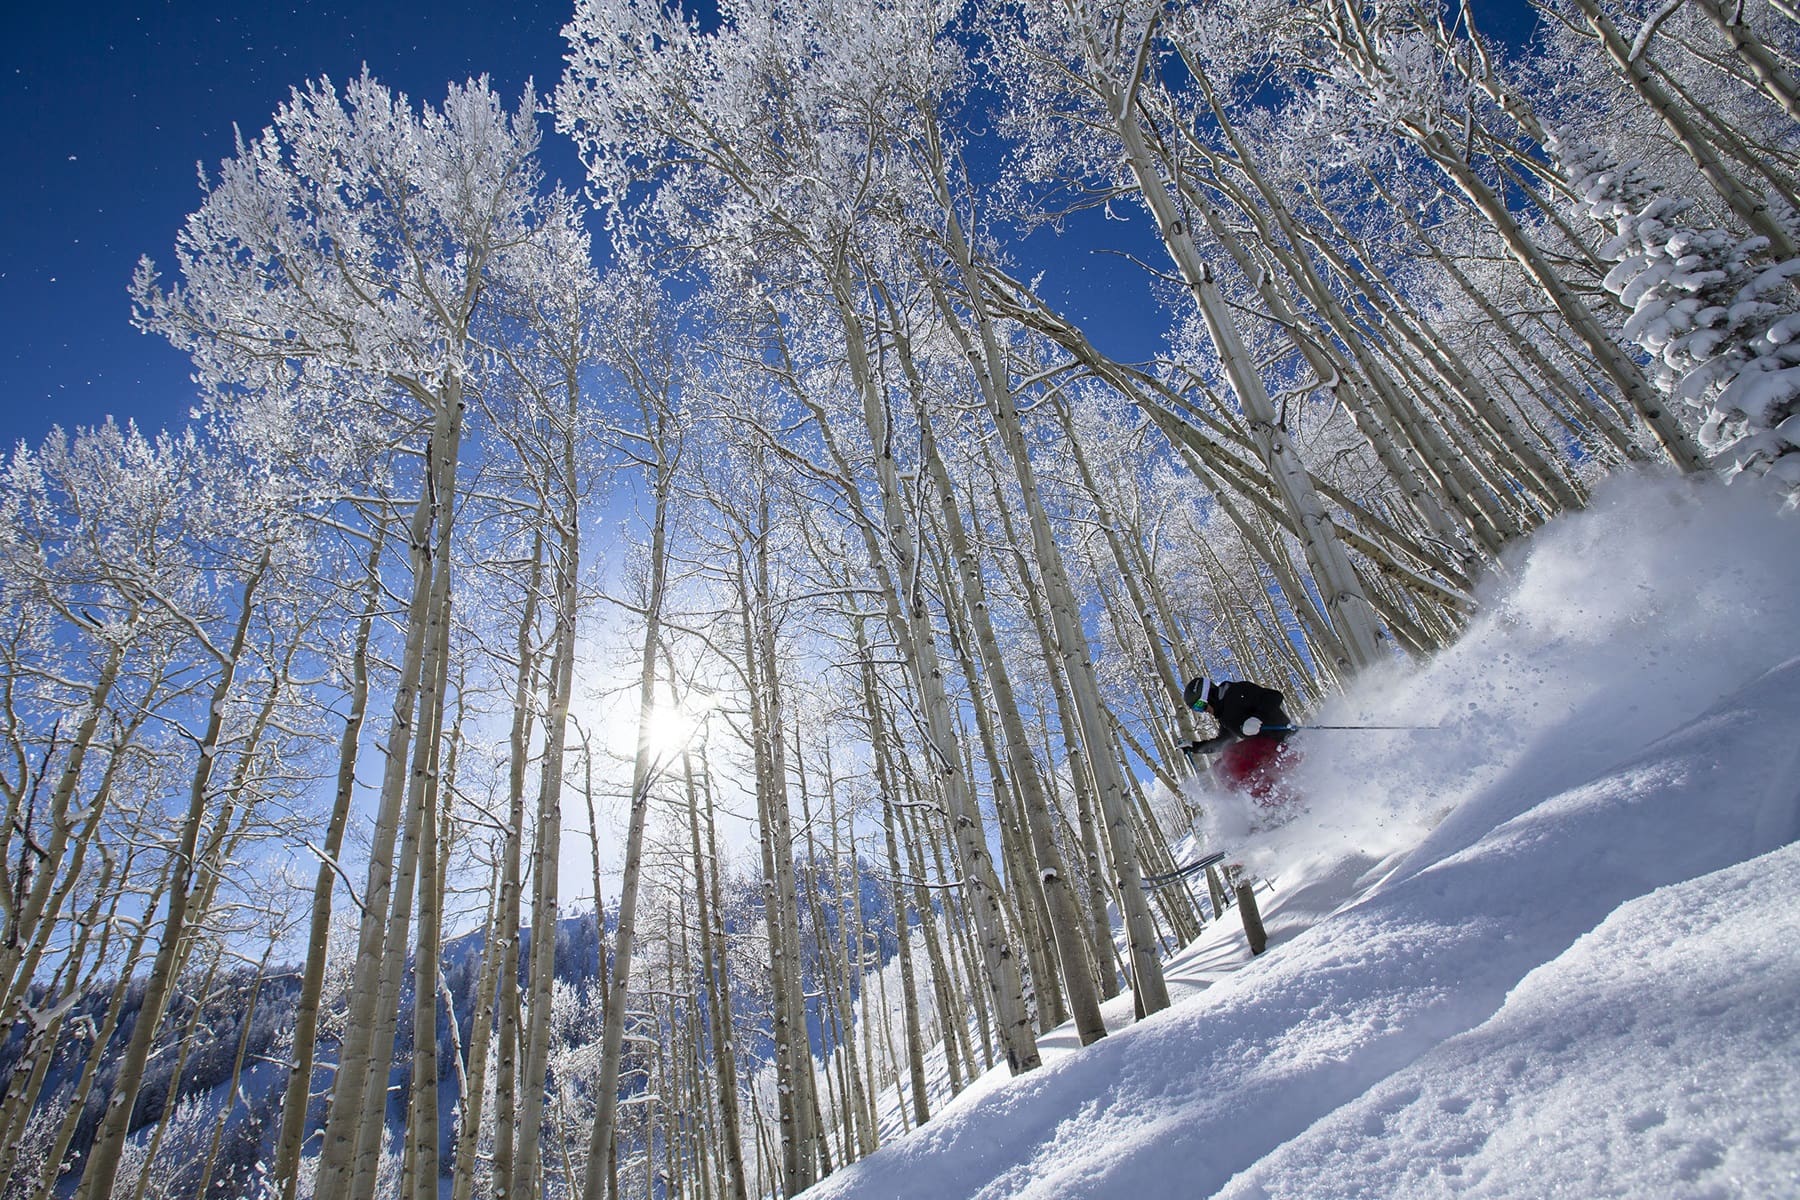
[1263,723,1442,732]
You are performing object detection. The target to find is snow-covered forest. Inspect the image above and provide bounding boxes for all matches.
[1,0,1796,1197]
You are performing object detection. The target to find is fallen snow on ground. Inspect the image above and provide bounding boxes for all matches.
[803,472,1800,1200]
[1219,840,1800,1200]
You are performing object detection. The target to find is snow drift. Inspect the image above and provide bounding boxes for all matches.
[801,472,1800,1200]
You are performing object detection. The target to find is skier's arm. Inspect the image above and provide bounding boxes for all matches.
[1180,733,1234,756]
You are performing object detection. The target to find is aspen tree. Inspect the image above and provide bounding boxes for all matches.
[1315,0,1705,471]
[562,0,1048,1088]
[128,76,544,1200]
[681,740,750,1200]
[450,857,508,1200]
[988,0,1389,669]
[856,620,933,1128]
[925,527,1072,1035]
[985,463,1122,999]
[492,523,546,1199]
[885,293,1107,1043]
[502,198,598,1200]
[404,618,457,1200]
[75,545,271,1200]
[580,387,678,1200]
[1557,0,1798,255]
[755,294,1047,1083]
[271,527,386,1200]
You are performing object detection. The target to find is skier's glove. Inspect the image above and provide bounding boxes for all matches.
[1242,717,1262,736]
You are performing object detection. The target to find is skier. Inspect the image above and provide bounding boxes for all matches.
[1179,675,1298,801]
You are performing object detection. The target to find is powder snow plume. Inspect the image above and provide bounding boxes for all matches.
[803,470,1800,1200]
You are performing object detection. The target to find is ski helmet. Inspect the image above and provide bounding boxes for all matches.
[1183,676,1210,710]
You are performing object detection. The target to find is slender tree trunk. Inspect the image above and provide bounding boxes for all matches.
[856,622,933,1129]
[405,619,455,1200]
[450,857,507,1200]
[1065,27,1389,669]
[75,550,269,1200]
[1561,0,1798,255]
[890,298,1107,1043]
[273,529,385,1200]
[826,269,1041,1075]
[683,743,749,1200]
[515,395,583,1200]
[580,442,674,1200]
[318,391,466,1199]
[492,522,548,1200]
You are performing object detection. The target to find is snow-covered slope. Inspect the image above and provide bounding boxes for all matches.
[803,473,1800,1200]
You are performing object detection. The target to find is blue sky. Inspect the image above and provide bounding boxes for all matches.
[1,0,582,449]
[2,1,1539,455]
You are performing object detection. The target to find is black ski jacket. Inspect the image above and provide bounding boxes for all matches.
[1189,680,1293,754]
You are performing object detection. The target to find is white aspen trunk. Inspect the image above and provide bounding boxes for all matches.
[932,806,996,1072]
[1,741,132,1050]
[683,745,751,1200]
[1315,6,1704,472]
[927,528,1071,1035]
[1050,392,1204,729]
[74,550,268,1200]
[515,385,583,1200]
[272,530,384,1200]
[1173,69,1527,547]
[754,522,831,1185]
[868,901,909,1131]
[405,620,455,1200]
[352,528,460,1200]
[0,694,150,1152]
[351,732,426,1196]
[1693,0,1800,121]
[1027,16,1390,668]
[741,579,809,1196]
[31,860,169,1198]
[931,264,1172,1012]
[892,296,1109,1043]
[997,490,1121,1002]
[1348,171,1642,463]
[1178,167,1495,557]
[1101,94,1390,671]
[491,522,547,1200]
[0,874,109,1177]
[826,273,1042,1075]
[1421,126,1705,471]
[790,736,850,1167]
[579,443,672,1200]
[856,624,934,1129]
[450,858,507,1200]
[896,764,971,1093]
[806,731,875,1160]
[318,391,465,1199]
[1561,0,1798,255]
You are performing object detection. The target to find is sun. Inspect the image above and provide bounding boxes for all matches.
[640,692,714,761]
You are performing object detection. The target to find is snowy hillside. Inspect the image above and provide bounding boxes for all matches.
[800,473,1800,1200]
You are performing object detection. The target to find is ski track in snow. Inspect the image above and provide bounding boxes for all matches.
[801,473,1800,1200]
